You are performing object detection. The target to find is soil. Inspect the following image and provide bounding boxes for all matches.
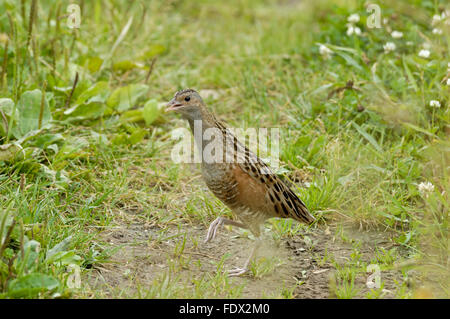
[86,210,408,299]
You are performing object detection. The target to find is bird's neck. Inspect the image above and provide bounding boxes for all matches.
[185,108,223,155]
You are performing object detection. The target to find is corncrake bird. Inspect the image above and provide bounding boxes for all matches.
[166,89,315,276]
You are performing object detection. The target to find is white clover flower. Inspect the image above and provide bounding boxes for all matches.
[319,44,333,59]
[391,31,403,38]
[348,13,360,23]
[448,62,450,71]
[418,181,435,197]
[429,100,441,108]
[346,25,354,35]
[432,14,442,25]
[447,78,450,86]
[418,49,430,58]
[432,28,443,35]
[346,24,361,36]
[383,42,396,53]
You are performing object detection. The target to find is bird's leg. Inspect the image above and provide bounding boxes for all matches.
[228,237,262,277]
[204,217,247,243]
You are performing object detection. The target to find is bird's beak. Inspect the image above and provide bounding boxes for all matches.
[165,99,182,112]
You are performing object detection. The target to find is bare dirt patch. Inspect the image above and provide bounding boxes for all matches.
[86,209,409,298]
[286,226,406,298]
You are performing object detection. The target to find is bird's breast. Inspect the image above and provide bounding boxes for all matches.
[202,163,272,218]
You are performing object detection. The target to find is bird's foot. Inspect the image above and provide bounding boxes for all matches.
[204,217,223,243]
[227,267,249,277]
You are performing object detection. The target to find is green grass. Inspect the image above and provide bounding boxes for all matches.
[0,0,448,298]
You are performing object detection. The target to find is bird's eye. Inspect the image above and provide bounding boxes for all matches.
[184,96,191,102]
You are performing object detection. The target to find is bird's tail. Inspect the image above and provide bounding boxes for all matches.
[286,187,315,224]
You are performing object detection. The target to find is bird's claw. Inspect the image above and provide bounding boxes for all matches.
[204,217,223,243]
[227,267,248,277]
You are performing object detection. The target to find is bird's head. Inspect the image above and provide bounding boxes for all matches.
[166,89,205,120]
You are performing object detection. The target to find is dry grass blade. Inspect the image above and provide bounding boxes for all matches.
[0,109,8,136]
[0,38,8,90]
[101,16,134,71]
[65,72,79,109]
[26,0,38,49]
[145,58,157,84]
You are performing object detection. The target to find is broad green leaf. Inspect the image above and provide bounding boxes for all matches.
[119,100,162,125]
[142,99,161,125]
[15,90,52,138]
[46,235,73,260]
[120,109,144,123]
[107,84,149,112]
[113,60,144,72]
[139,44,166,60]
[128,128,147,145]
[74,81,110,105]
[52,86,74,94]
[0,98,15,116]
[8,273,59,298]
[394,232,412,245]
[46,92,55,109]
[46,251,82,266]
[111,133,128,145]
[0,98,15,136]
[86,56,104,73]
[111,129,147,145]
[0,143,23,161]
[54,137,89,162]
[64,102,106,120]
[28,133,64,149]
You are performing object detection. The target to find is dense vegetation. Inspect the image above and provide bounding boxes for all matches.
[0,0,448,298]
